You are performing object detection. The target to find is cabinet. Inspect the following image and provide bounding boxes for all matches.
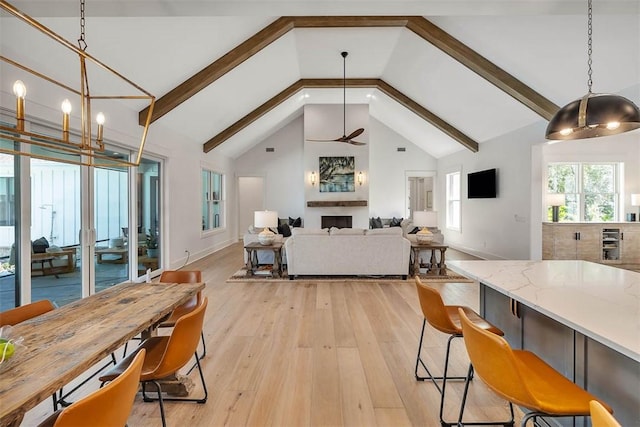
[542,223,600,262]
[543,222,640,270]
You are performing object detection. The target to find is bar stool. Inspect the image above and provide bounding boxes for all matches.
[457,308,613,427]
[414,277,507,426]
[590,400,621,427]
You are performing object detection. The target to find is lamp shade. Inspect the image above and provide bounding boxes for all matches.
[254,210,278,228]
[632,194,640,207]
[545,93,640,140]
[546,193,566,207]
[413,211,437,228]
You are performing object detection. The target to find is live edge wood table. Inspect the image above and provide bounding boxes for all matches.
[410,242,448,277]
[244,241,283,278]
[0,280,205,427]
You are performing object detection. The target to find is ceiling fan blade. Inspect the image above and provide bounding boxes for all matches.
[306,138,342,142]
[346,140,366,146]
[345,128,364,140]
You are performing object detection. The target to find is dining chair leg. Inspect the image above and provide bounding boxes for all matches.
[142,352,208,404]
[143,380,167,427]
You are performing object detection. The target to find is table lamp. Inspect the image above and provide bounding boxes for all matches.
[412,211,437,244]
[632,194,640,222]
[547,193,566,222]
[254,210,278,245]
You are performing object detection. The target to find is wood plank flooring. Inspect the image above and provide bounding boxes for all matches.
[21,243,521,426]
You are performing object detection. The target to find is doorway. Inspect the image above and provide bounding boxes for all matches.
[405,171,436,219]
[238,176,265,239]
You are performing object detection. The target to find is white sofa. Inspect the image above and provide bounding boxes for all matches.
[284,226,410,279]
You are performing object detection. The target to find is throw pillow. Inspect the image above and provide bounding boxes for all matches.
[390,217,403,227]
[369,217,383,229]
[289,216,302,227]
[278,223,292,237]
[408,227,420,234]
[32,236,49,253]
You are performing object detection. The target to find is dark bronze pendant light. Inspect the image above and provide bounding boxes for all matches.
[545,0,640,140]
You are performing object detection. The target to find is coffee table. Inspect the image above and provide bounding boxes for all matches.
[410,242,448,276]
[244,241,283,278]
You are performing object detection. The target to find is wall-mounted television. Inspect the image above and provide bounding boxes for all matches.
[467,168,497,199]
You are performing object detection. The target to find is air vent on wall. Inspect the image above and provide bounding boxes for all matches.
[266,147,275,152]
[397,147,406,152]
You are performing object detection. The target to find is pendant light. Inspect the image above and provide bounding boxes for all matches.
[545,0,640,140]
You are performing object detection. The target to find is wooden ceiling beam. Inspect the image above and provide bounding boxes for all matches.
[144,15,558,151]
[203,78,478,153]
[405,17,559,120]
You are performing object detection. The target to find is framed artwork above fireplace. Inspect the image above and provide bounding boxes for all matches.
[319,156,355,193]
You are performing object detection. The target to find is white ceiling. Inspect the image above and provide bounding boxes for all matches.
[2,0,639,159]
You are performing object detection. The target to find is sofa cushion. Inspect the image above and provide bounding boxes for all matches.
[369,217,383,229]
[366,227,403,236]
[278,223,292,237]
[330,227,365,235]
[292,227,328,236]
[390,217,403,227]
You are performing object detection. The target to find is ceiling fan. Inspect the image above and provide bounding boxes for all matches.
[307,51,366,146]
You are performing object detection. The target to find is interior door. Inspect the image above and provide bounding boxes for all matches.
[238,176,264,239]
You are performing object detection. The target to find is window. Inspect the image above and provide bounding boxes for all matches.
[547,162,619,222]
[446,171,461,230]
[202,170,224,231]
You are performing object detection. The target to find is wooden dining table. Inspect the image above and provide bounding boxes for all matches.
[0,280,205,427]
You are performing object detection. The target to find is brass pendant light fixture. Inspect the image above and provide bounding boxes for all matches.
[545,0,640,140]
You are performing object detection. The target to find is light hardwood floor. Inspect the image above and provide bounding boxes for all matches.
[23,243,521,426]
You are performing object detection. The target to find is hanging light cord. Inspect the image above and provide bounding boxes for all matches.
[78,0,87,51]
[586,0,593,93]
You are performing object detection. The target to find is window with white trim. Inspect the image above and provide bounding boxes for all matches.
[202,169,224,231]
[547,162,619,222]
[446,171,461,230]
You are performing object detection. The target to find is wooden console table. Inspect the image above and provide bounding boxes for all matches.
[410,242,448,276]
[244,241,283,278]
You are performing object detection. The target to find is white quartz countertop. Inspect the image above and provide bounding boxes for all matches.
[448,260,640,362]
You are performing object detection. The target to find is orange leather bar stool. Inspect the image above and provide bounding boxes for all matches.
[100,297,209,427]
[37,350,145,427]
[458,308,613,426]
[590,400,621,427]
[414,277,507,426]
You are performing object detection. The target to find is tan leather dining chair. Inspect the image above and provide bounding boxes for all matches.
[100,297,209,427]
[457,308,613,426]
[414,277,506,426]
[37,349,145,427]
[158,270,206,362]
[0,299,55,326]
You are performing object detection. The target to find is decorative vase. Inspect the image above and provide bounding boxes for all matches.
[416,228,434,244]
[258,229,276,246]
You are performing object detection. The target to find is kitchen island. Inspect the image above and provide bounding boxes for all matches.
[448,260,639,427]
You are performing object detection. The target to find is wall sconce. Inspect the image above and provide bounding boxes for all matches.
[357,171,364,186]
[310,171,316,186]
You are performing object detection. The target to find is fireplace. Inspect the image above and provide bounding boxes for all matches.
[322,215,352,229]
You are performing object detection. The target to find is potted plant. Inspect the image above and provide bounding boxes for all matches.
[146,229,159,258]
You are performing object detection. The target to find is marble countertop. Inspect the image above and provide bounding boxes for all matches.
[448,260,640,362]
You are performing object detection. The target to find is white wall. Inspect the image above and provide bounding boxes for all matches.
[439,118,640,260]
[438,121,547,260]
[235,117,306,224]
[369,117,438,219]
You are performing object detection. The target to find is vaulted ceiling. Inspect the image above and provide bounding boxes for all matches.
[2,0,639,159]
